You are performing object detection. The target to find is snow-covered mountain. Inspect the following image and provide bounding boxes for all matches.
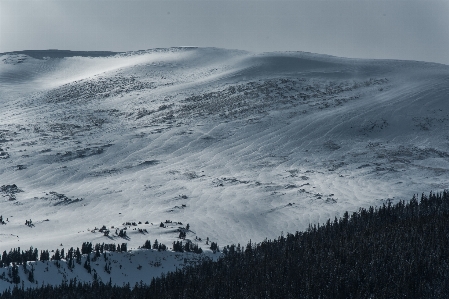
[1,47,448,289]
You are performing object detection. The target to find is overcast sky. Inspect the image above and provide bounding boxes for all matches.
[1,0,448,65]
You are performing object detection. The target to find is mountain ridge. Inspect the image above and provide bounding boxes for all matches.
[1,47,449,290]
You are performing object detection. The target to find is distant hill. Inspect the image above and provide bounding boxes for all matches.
[0,49,120,59]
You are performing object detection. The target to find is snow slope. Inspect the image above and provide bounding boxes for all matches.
[0,247,217,290]
[1,47,449,288]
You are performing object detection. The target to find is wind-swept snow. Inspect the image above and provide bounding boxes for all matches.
[1,47,449,289]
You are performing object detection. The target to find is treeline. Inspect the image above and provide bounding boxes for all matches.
[0,242,129,267]
[141,239,167,251]
[172,241,203,254]
[2,191,449,298]
[81,242,128,255]
[0,280,144,299]
[0,247,38,267]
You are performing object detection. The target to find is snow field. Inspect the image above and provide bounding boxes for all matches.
[1,47,449,290]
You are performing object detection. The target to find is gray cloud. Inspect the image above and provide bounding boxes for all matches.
[1,0,448,65]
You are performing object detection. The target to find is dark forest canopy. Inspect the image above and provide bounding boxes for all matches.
[2,191,449,298]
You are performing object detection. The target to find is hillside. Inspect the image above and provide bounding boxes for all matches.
[1,47,449,289]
